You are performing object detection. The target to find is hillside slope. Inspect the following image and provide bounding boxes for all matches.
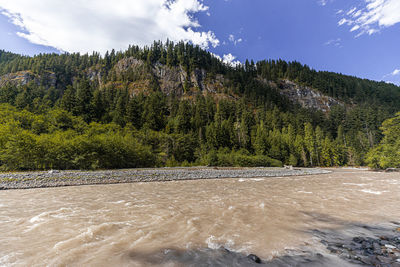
[0,42,398,170]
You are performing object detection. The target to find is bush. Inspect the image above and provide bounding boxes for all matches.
[201,149,282,167]
[0,110,157,170]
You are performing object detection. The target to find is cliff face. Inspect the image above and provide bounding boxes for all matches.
[0,71,37,87]
[0,70,56,88]
[108,57,226,97]
[276,80,343,112]
[1,59,343,113]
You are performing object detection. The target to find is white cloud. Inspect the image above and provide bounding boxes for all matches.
[324,38,342,47]
[209,52,240,67]
[338,18,349,26]
[347,7,357,16]
[222,53,241,67]
[318,0,334,6]
[0,0,219,54]
[352,10,362,18]
[382,68,400,84]
[391,69,400,76]
[318,0,328,6]
[228,34,242,45]
[339,0,400,36]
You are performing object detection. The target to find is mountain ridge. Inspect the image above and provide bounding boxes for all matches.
[0,41,398,170]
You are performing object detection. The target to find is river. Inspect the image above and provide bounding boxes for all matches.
[0,168,399,266]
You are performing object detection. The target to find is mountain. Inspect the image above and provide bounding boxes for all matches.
[0,41,399,170]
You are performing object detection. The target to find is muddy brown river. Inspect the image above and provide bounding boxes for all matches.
[0,168,399,266]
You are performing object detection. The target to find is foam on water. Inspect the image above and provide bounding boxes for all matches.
[238,178,266,182]
[205,236,238,252]
[360,189,388,195]
[53,222,128,251]
[29,211,50,223]
[109,200,125,204]
[250,178,265,181]
[297,191,313,194]
[129,230,154,247]
[29,207,76,224]
[0,254,12,265]
[343,183,367,187]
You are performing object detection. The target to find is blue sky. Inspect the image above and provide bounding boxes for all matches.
[0,0,399,84]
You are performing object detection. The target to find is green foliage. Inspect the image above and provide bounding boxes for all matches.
[366,112,400,169]
[0,105,155,170]
[1,42,400,170]
[200,148,282,167]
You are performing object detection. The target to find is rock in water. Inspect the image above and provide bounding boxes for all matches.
[247,254,262,264]
[385,168,400,172]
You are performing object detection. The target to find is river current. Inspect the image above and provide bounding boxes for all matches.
[0,169,399,266]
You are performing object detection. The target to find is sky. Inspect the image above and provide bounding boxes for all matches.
[0,0,399,85]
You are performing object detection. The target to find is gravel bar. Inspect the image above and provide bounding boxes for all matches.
[0,167,331,190]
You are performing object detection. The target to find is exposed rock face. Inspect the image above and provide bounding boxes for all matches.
[278,80,343,112]
[0,59,344,113]
[111,58,343,110]
[154,63,185,96]
[191,68,206,91]
[0,71,37,87]
[115,57,144,73]
[87,66,104,84]
[112,57,226,97]
[0,70,57,88]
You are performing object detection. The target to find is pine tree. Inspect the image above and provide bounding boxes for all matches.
[304,122,315,166]
[176,100,192,133]
[254,121,268,155]
[60,85,76,113]
[90,89,104,122]
[126,95,143,129]
[75,79,93,122]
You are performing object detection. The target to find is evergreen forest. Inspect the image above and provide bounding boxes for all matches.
[0,41,399,170]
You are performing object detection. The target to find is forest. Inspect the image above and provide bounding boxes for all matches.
[0,41,398,170]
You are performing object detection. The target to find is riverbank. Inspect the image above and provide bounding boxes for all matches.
[0,167,330,190]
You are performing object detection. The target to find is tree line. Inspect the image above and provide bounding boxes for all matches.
[0,41,399,170]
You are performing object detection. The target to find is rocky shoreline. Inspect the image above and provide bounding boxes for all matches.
[312,223,400,267]
[324,234,400,266]
[131,223,400,266]
[206,223,400,266]
[0,167,330,190]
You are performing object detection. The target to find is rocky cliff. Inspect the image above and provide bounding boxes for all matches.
[106,57,226,97]
[1,59,343,113]
[0,70,56,88]
[275,79,343,112]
